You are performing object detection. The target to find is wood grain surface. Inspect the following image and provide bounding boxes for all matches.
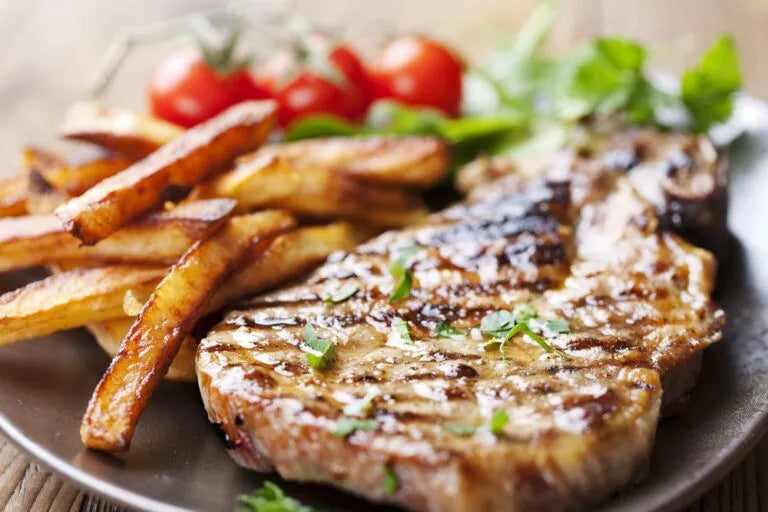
[1,1,766,511]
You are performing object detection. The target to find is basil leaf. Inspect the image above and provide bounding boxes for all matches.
[284,115,366,141]
[237,481,317,512]
[303,324,336,370]
[322,284,359,305]
[441,423,476,437]
[435,321,464,339]
[681,35,742,132]
[382,465,399,496]
[489,409,509,436]
[332,417,378,437]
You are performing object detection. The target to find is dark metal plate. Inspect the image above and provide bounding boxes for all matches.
[1,97,767,512]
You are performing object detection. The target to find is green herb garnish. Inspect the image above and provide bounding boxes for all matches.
[489,409,509,436]
[388,246,421,302]
[382,465,399,496]
[392,317,413,344]
[237,481,316,512]
[302,324,336,370]
[479,308,568,359]
[545,318,570,334]
[441,423,476,437]
[332,417,378,437]
[435,321,464,339]
[322,283,359,305]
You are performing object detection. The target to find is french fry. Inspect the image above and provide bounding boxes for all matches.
[198,154,428,227]
[80,210,294,451]
[255,136,450,187]
[0,175,28,217]
[61,102,184,158]
[0,265,166,345]
[56,100,278,244]
[0,222,365,349]
[87,319,197,382]
[0,199,235,272]
[23,147,134,196]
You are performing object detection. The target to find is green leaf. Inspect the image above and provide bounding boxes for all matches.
[440,114,527,144]
[517,322,568,359]
[388,246,421,302]
[382,466,399,496]
[513,304,537,322]
[681,35,742,132]
[545,318,570,334]
[367,100,446,135]
[435,321,464,339]
[489,409,509,436]
[284,115,366,141]
[302,324,336,370]
[480,311,516,338]
[343,387,380,417]
[391,317,413,344]
[322,284,359,305]
[332,417,378,437]
[441,423,476,437]
[237,481,317,512]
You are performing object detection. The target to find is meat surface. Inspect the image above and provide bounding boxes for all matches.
[197,162,723,511]
[457,123,729,257]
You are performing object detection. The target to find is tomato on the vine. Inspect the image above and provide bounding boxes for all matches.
[370,35,464,117]
[148,46,273,128]
[254,39,371,128]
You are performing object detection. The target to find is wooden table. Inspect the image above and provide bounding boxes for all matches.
[1,1,767,510]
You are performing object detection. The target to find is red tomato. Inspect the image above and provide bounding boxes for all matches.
[370,35,464,117]
[148,47,273,128]
[254,42,370,127]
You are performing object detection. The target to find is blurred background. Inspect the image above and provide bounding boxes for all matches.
[0,0,765,170]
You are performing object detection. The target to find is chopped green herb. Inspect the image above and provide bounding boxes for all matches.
[332,417,378,437]
[343,387,380,417]
[480,310,517,338]
[435,321,464,339]
[479,308,568,360]
[382,465,399,496]
[302,324,336,370]
[388,246,421,302]
[489,409,509,436]
[237,481,317,512]
[392,317,413,343]
[545,318,570,334]
[322,283,359,305]
[441,423,476,437]
[517,322,562,356]
[513,304,537,322]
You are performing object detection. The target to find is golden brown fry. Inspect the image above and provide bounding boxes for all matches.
[80,210,294,451]
[0,175,28,217]
[87,319,197,382]
[56,100,278,244]
[0,199,235,272]
[0,222,359,350]
[254,136,450,187]
[0,265,166,345]
[61,102,184,158]
[23,147,134,196]
[198,154,428,228]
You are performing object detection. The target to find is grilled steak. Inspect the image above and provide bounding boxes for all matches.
[197,165,723,511]
[457,124,728,257]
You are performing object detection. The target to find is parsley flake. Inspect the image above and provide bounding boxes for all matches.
[237,481,316,512]
[489,409,509,436]
[392,317,413,344]
[302,324,336,370]
[388,246,421,302]
[332,417,378,437]
[435,321,464,339]
[322,283,358,305]
[479,308,568,359]
[382,465,399,496]
[441,423,476,437]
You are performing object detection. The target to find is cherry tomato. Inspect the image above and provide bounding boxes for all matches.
[370,35,464,117]
[149,46,273,128]
[254,41,370,127]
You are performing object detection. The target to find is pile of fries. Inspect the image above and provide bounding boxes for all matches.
[0,99,449,451]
